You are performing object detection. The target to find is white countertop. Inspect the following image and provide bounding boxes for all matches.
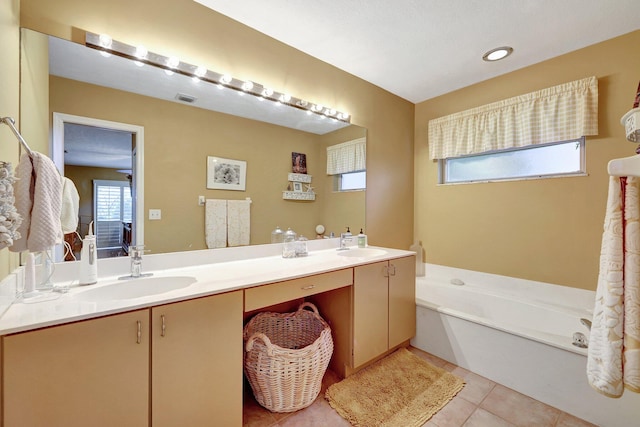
[0,243,413,335]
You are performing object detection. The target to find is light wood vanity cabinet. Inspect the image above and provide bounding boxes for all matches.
[151,291,243,427]
[3,310,150,427]
[352,256,416,369]
[2,291,243,427]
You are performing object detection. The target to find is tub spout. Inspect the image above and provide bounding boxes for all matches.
[580,318,592,330]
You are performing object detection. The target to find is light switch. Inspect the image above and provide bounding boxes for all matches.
[149,209,161,220]
[198,195,205,206]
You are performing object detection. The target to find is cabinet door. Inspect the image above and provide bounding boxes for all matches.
[151,291,243,427]
[352,261,388,367]
[3,310,149,427]
[388,256,417,348]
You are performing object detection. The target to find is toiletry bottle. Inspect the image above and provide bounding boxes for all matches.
[357,228,367,248]
[409,240,425,276]
[79,221,98,285]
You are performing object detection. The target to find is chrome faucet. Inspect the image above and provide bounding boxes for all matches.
[130,246,144,277]
[338,227,353,251]
[120,245,152,280]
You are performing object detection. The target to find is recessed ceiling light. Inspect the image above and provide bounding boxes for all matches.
[482,46,513,62]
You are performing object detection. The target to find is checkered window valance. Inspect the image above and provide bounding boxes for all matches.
[428,76,598,160]
[326,137,366,175]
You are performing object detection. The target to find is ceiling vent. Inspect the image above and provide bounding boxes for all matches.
[175,93,197,103]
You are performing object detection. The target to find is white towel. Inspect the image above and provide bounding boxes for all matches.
[205,199,227,249]
[10,152,62,253]
[587,176,640,397]
[227,200,250,247]
[60,177,79,234]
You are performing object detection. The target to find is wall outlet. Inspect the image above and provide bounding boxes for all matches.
[149,209,162,220]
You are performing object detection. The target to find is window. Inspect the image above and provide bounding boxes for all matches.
[338,171,366,191]
[94,180,132,249]
[439,138,585,184]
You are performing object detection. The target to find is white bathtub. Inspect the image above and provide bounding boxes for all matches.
[411,263,639,427]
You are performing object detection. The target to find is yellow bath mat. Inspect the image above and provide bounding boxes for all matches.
[325,348,464,427]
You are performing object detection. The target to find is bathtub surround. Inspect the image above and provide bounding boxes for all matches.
[325,348,464,426]
[588,176,640,397]
[412,263,639,427]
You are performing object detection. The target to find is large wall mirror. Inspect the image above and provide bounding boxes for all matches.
[20,28,366,260]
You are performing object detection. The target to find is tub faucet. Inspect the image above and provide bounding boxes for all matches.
[580,318,592,330]
[338,228,352,251]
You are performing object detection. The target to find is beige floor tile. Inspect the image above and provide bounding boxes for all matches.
[480,384,561,427]
[424,395,477,427]
[463,408,516,427]
[555,412,598,427]
[408,346,449,368]
[445,365,496,405]
[275,397,351,427]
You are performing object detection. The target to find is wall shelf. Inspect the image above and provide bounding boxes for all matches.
[283,191,315,201]
[288,173,312,183]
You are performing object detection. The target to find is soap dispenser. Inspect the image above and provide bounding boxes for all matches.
[79,221,98,285]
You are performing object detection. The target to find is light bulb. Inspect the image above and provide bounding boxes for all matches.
[220,75,232,84]
[195,66,207,77]
[242,81,254,91]
[280,94,291,103]
[262,87,274,97]
[134,45,148,59]
[166,56,180,69]
[99,34,112,49]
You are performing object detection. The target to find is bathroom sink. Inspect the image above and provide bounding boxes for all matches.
[337,248,387,258]
[74,276,197,302]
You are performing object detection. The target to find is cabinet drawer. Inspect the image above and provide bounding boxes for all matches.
[245,268,353,311]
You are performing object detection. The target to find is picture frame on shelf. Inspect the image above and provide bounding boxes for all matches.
[293,182,303,192]
[207,156,247,191]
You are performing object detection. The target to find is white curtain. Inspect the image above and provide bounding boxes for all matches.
[326,137,366,175]
[428,76,598,160]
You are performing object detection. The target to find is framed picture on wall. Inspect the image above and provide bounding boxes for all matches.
[292,152,307,174]
[293,182,303,192]
[207,156,247,191]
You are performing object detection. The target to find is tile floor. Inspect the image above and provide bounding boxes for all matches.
[243,347,597,427]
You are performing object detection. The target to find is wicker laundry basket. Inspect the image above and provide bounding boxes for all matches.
[243,302,334,413]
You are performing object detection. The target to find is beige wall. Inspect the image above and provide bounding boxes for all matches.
[318,126,367,237]
[51,76,364,252]
[19,28,48,154]
[20,0,415,255]
[0,1,21,279]
[415,30,640,291]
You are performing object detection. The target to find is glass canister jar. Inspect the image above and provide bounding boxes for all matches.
[271,226,284,243]
[295,235,308,257]
[282,228,297,258]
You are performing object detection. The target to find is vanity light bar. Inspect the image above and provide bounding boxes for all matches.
[85,32,351,124]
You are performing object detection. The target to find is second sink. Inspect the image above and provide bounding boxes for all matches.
[74,276,197,302]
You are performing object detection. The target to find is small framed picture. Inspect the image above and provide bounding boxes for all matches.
[293,182,303,192]
[292,152,307,174]
[207,156,247,191]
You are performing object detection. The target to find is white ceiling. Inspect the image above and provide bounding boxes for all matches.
[194,0,640,103]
